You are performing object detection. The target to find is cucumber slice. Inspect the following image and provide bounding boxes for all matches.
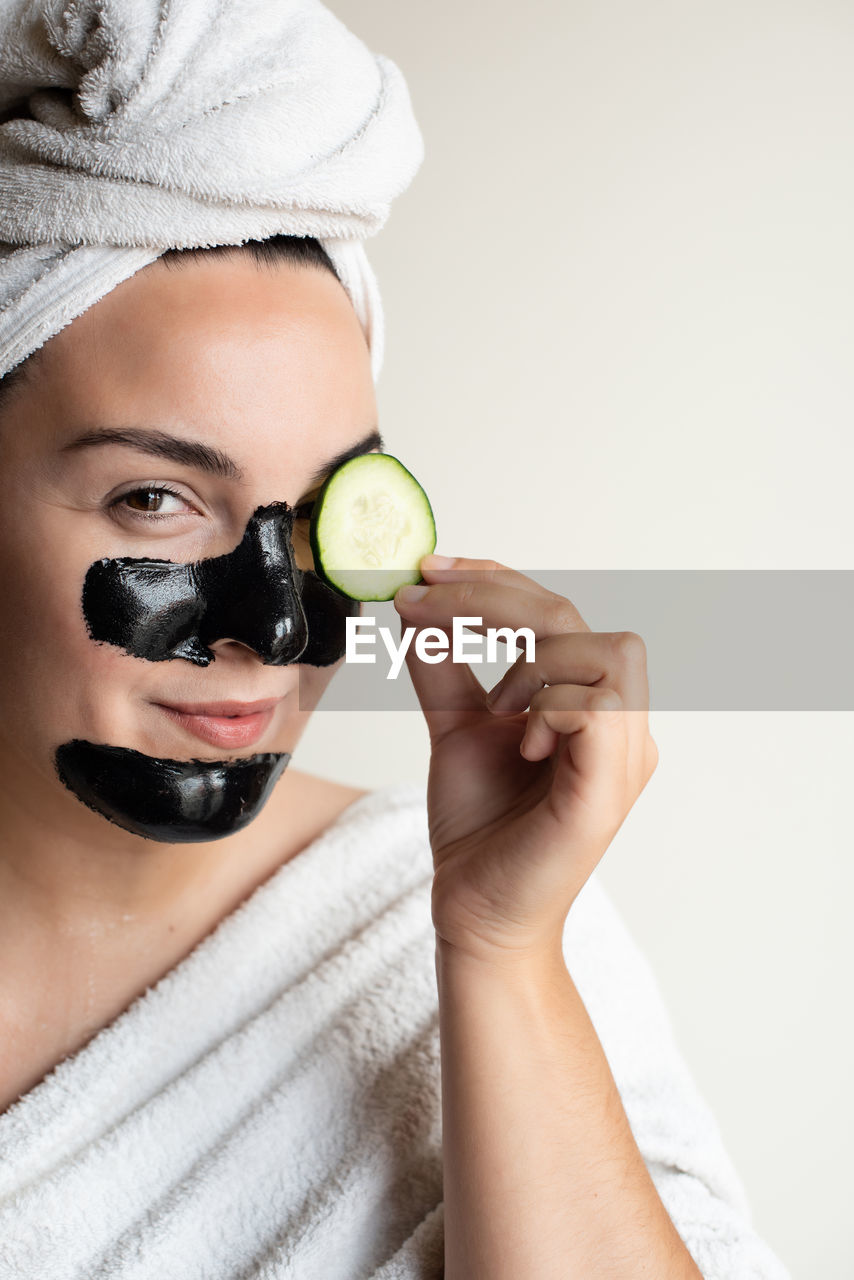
[308,453,436,601]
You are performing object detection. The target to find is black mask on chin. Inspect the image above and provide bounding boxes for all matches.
[55,741,291,844]
[56,502,358,842]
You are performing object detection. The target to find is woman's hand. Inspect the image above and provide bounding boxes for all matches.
[393,554,658,964]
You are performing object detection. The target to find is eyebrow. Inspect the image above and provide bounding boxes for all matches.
[304,428,384,489]
[59,425,384,490]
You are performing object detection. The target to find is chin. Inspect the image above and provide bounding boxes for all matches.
[54,738,292,844]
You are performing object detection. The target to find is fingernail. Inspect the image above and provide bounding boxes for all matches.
[397,583,429,603]
[421,553,455,570]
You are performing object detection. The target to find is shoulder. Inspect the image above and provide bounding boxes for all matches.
[294,769,371,814]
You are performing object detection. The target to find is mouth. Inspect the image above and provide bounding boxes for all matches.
[153,697,285,750]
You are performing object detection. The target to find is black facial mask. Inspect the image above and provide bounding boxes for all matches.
[58,501,358,842]
[81,501,359,667]
[55,740,290,843]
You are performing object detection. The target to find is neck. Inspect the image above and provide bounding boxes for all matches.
[0,765,349,1020]
[0,765,349,1107]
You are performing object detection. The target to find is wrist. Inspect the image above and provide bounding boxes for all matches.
[434,930,568,986]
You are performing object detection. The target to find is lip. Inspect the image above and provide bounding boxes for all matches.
[159,698,283,717]
[154,697,284,749]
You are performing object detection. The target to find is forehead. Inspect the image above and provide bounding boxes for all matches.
[20,253,377,471]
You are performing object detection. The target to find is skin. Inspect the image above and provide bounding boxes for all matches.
[0,248,701,1273]
[393,562,702,1274]
[0,252,376,1109]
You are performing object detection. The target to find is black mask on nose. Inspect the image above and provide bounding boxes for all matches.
[81,501,358,666]
[56,502,359,844]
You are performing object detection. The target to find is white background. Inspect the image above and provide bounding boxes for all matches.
[297,4,854,1275]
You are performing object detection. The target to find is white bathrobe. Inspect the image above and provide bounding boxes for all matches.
[0,781,790,1279]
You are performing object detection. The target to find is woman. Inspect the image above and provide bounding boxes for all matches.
[0,2,791,1277]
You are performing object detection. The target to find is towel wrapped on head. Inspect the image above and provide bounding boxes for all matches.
[0,0,424,384]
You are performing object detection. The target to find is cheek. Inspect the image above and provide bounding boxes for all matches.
[293,657,344,714]
[271,658,344,754]
[0,536,82,681]
[0,539,142,747]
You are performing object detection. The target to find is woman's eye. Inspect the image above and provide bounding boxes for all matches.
[108,488,315,525]
[110,486,194,519]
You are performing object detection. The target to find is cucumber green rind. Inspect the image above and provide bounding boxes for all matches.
[308,453,437,602]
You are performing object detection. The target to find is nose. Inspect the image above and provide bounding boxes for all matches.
[197,503,309,665]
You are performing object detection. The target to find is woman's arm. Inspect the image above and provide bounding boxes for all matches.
[394,554,787,1279]
[436,934,702,1280]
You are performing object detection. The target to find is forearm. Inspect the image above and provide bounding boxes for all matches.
[436,935,703,1280]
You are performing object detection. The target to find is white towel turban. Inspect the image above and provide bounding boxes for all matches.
[0,0,425,385]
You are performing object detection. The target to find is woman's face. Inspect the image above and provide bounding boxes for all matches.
[0,252,378,843]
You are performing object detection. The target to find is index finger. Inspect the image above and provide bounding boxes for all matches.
[418,554,590,633]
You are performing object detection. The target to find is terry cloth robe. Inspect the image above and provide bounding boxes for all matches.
[0,781,791,1279]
